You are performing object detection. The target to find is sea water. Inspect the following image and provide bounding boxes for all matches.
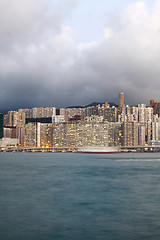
[0,152,160,240]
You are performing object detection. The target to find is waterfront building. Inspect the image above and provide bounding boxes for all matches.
[4,127,12,138]
[4,126,18,139]
[52,119,109,148]
[25,123,37,147]
[40,123,53,147]
[52,122,67,147]
[122,122,138,146]
[108,122,123,146]
[138,124,146,146]
[0,137,19,147]
[25,122,53,148]
[146,122,152,144]
[151,121,160,142]
[18,126,26,147]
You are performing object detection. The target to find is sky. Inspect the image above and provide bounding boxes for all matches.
[0,0,159,112]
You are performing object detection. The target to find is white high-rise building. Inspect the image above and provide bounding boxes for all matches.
[138,124,146,146]
[138,104,153,123]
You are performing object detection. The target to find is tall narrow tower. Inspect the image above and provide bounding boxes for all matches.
[119,92,124,108]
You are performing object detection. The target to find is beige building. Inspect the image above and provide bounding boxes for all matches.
[122,122,138,146]
[108,122,123,146]
[52,119,109,148]
[25,122,53,147]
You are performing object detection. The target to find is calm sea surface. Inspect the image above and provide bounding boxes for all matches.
[0,152,160,240]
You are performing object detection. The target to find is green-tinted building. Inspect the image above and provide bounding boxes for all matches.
[0,113,4,138]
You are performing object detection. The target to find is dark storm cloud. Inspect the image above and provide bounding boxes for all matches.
[1,0,160,112]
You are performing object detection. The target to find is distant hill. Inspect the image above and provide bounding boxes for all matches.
[67,102,118,108]
[85,102,102,107]
[66,105,85,109]
[85,102,118,107]
[108,102,118,107]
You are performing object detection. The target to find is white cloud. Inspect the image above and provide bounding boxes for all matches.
[102,27,113,40]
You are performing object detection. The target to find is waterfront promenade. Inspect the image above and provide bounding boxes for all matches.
[1,145,160,153]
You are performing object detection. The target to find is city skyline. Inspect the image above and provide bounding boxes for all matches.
[0,0,160,112]
[2,94,160,151]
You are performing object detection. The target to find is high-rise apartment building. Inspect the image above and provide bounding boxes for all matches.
[138,104,153,123]
[108,122,123,146]
[138,124,146,146]
[146,122,152,144]
[18,127,26,147]
[25,122,37,147]
[52,120,109,148]
[123,122,138,146]
[25,122,53,147]
[152,102,160,117]
[40,123,53,147]
[103,107,117,122]
[99,106,117,122]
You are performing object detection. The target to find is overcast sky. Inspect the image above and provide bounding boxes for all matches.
[0,0,159,112]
